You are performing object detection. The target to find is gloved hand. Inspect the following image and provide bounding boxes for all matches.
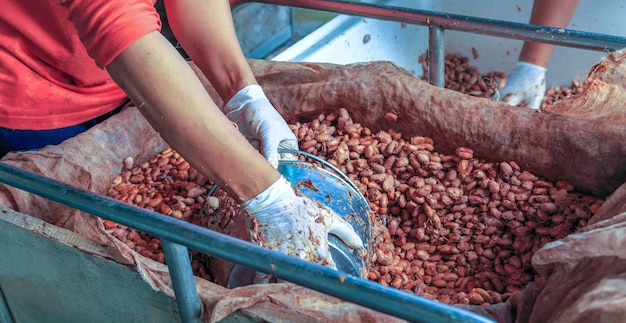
[494,61,547,110]
[241,176,364,283]
[224,84,298,167]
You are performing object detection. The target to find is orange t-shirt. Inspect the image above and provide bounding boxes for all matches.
[0,0,161,130]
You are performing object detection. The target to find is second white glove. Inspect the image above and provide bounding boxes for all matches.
[241,176,364,283]
[495,61,547,110]
[224,85,298,167]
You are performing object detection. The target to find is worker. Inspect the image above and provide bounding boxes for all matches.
[495,0,581,109]
[1,0,363,281]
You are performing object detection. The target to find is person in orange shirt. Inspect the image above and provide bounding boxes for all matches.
[0,0,363,281]
[495,0,581,109]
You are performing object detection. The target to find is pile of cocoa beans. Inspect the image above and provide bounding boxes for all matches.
[289,108,602,305]
[105,54,602,306]
[422,53,504,98]
[422,53,587,109]
[104,148,218,282]
[540,80,586,109]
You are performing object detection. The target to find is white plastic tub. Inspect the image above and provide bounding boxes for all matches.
[272,0,626,86]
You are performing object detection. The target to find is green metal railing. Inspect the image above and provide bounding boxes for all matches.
[0,162,494,322]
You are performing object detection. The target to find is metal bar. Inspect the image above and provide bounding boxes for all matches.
[428,25,445,87]
[230,0,626,52]
[161,240,202,323]
[0,162,494,323]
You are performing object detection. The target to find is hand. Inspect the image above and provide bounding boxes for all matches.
[241,176,364,283]
[494,62,547,110]
[224,85,298,167]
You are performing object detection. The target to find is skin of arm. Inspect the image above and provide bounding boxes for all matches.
[519,0,581,67]
[106,30,280,203]
[163,0,256,103]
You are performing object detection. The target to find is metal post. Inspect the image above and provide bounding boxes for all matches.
[429,25,445,87]
[161,240,202,323]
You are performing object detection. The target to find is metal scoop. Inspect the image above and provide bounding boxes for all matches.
[227,150,372,288]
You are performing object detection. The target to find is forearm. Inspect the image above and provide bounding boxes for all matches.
[106,30,279,202]
[519,0,581,67]
[163,0,256,103]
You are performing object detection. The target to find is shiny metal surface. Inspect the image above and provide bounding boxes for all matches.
[277,159,371,277]
[228,150,372,287]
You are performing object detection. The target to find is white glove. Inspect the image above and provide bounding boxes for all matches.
[241,176,364,283]
[495,62,547,110]
[224,85,298,167]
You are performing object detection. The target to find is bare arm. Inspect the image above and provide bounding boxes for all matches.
[519,0,581,67]
[106,30,280,203]
[163,0,255,103]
